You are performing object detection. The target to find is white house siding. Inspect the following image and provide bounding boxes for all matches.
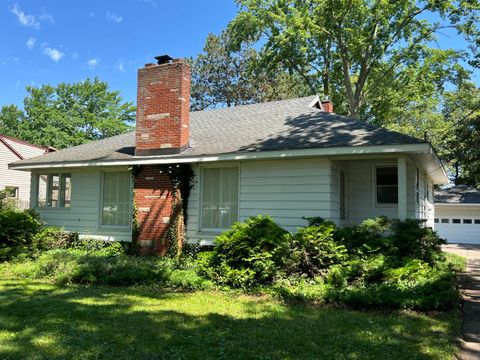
[0,139,45,208]
[341,158,433,225]
[186,158,333,244]
[0,145,31,208]
[32,167,132,242]
[435,204,480,244]
[2,138,45,159]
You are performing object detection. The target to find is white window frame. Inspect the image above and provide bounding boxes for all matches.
[99,170,132,229]
[199,163,240,233]
[36,173,71,209]
[373,165,398,207]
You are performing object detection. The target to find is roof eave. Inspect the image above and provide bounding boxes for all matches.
[9,143,438,171]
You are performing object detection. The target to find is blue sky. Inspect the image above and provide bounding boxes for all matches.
[1,0,238,107]
[1,0,478,109]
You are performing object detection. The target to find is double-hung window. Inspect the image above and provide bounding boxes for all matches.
[37,173,71,208]
[101,171,131,227]
[201,167,239,231]
[375,167,398,205]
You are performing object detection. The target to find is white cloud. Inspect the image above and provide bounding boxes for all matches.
[39,11,54,24]
[26,37,36,50]
[106,11,122,23]
[11,4,40,29]
[87,58,99,69]
[115,59,126,72]
[43,47,64,62]
[72,52,79,60]
[137,0,157,8]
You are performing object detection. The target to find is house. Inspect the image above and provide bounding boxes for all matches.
[9,55,448,254]
[0,134,49,209]
[434,185,480,244]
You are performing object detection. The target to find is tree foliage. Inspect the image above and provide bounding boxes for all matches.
[0,78,135,149]
[438,82,480,186]
[189,31,310,111]
[228,0,479,120]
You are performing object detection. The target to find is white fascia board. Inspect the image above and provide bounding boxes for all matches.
[9,143,433,171]
[435,203,480,207]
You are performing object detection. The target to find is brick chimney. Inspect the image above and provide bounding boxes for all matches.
[135,55,191,156]
[321,98,334,113]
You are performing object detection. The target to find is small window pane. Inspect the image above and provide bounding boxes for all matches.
[475,219,480,225]
[4,186,18,198]
[37,174,48,207]
[441,218,449,224]
[464,219,472,224]
[49,175,60,207]
[434,218,439,223]
[102,172,130,226]
[201,167,239,230]
[376,167,398,204]
[60,174,71,208]
[452,219,461,224]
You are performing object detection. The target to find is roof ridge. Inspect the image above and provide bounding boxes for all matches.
[190,95,317,115]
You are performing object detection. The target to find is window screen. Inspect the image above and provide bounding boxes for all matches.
[201,167,239,230]
[102,172,131,226]
[376,167,398,204]
[37,174,71,208]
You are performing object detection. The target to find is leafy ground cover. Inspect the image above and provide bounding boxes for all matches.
[0,272,461,360]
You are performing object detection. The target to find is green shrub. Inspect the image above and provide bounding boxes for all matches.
[334,216,392,257]
[204,215,288,288]
[282,222,347,277]
[9,248,210,289]
[32,227,78,251]
[0,209,42,260]
[390,219,446,264]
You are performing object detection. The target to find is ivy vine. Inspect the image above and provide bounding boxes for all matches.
[129,164,194,256]
[159,164,195,257]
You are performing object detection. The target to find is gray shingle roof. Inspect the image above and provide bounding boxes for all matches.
[11,96,425,167]
[435,185,480,204]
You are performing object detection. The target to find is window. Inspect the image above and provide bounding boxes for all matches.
[101,171,131,227]
[464,219,473,224]
[376,167,398,204]
[37,173,71,208]
[475,220,480,225]
[4,186,18,198]
[434,218,439,223]
[201,167,239,230]
[441,218,449,224]
[452,219,461,224]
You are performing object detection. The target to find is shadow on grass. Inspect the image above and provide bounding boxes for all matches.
[0,278,459,360]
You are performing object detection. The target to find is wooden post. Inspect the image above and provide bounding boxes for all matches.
[398,156,407,220]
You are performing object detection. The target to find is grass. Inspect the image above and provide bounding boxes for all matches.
[0,271,461,360]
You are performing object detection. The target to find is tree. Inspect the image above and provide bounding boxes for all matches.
[189,31,309,111]
[228,0,479,119]
[438,83,480,186]
[0,78,135,149]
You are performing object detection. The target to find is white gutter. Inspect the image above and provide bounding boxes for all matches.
[9,143,435,170]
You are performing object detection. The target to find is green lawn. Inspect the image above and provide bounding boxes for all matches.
[0,275,460,360]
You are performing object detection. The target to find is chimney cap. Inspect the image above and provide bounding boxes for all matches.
[155,54,173,65]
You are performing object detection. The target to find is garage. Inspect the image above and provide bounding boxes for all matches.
[434,185,480,244]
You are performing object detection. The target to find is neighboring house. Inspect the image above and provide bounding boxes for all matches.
[434,185,480,244]
[9,55,448,254]
[0,134,49,209]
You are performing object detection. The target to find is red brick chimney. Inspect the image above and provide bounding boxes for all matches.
[135,55,191,156]
[321,98,334,113]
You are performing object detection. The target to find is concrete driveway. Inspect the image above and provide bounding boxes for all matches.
[443,244,480,360]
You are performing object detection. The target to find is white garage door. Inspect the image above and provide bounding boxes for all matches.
[434,205,480,244]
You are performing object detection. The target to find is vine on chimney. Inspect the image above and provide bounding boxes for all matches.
[159,164,195,257]
[128,165,142,254]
